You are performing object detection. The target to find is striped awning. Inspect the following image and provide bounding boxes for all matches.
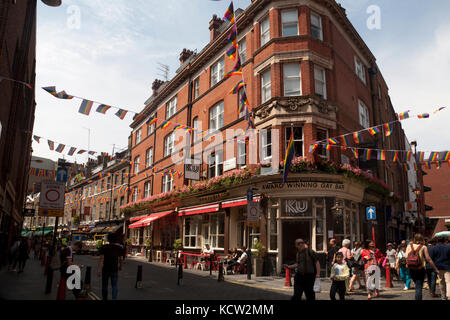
[128,211,174,229]
[222,196,260,208]
[178,203,220,217]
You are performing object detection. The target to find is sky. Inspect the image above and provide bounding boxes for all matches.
[33,0,450,163]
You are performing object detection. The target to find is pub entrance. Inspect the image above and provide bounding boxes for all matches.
[282,220,311,265]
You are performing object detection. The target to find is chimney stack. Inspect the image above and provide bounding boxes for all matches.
[152,79,165,96]
[209,14,224,42]
[179,48,195,66]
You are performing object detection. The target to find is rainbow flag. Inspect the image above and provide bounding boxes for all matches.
[398,111,410,120]
[353,132,361,144]
[115,109,128,120]
[436,161,441,169]
[364,149,372,161]
[42,86,59,98]
[442,151,450,161]
[33,135,40,143]
[230,80,245,94]
[429,152,438,162]
[413,162,418,171]
[403,163,410,171]
[96,104,111,114]
[424,162,431,169]
[223,1,235,24]
[79,99,94,115]
[133,113,144,121]
[161,121,171,129]
[88,151,96,155]
[392,151,399,162]
[48,140,55,151]
[68,147,77,156]
[173,124,185,131]
[55,144,65,153]
[309,144,318,153]
[56,90,74,99]
[226,43,238,60]
[224,56,242,78]
[146,117,158,126]
[327,138,339,145]
[368,127,380,136]
[341,135,350,146]
[377,150,386,161]
[384,123,392,136]
[416,152,425,163]
[239,91,249,113]
[417,113,429,119]
[325,144,332,151]
[282,130,295,183]
[353,149,359,159]
[78,150,86,154]
[434,107,446,114]
[227,25,237,46]
[406,151,412,162]
[178,172,184,179]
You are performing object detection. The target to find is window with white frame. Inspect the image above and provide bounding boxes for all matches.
[261,128,272,161]
[209,213,225,249]
[316,128,329,159]
[354,56,366,84]
[193,117,199,143]
[238,38,247,63]
[208,151,223,178]
[146,148,153,167]
[193,78,200,99]
[268,207,278,251]
[164,132,176,157]
[260,16,270,46]
[283,63,301,96]
[314,66,326,99]
[210,57,225,87]
[184,216,201,248]
[250,226,261,249]
[311,12,323,40]
[134,156,140,174]
[135,128,142,145]
[147,112,156,136]
[209,101,224,131]
[358,99,370,128]
[144,181,151,199]
[261,69,271,103]
[92,205,96,220]
[162,174,173,193]
[237,141,246,168]
[166,96,177,119]
[281,9,298,36]
[132,188,138,203]
[285,127,304,157]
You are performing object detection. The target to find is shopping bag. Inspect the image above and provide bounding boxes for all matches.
[313,278,321,293]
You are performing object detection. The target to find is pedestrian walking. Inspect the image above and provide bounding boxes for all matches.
[330,252,350,300]
[361,241,379,299]
[338,239,352,293]
[396,244,411,290]
[97,233,124,300]
[425,238,438,297]
[284,238,321,301]
[14,237,30,273]
[326,239,339,276]
[56,241,83,300]
[386,243,399,281]
[405,233,439,300]
[429,236,450,300]
[8,237,20,271]
[349,241,365,291]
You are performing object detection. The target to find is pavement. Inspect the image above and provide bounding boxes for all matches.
[0,252,445,300]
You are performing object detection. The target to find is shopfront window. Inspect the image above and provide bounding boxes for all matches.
[315,198,325,252]
[184,216,201,248]
[269,207,278,251]
[209,213,225,249]
[250,226,261,249]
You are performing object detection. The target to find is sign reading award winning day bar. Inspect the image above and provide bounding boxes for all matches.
[262,181,345,191]
[38,180,65,217]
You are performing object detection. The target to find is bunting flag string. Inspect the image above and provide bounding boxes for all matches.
[32,134,105,158]
[0,75,33,89]
[28,168,55,177]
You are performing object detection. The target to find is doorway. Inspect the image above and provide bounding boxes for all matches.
[282,220,311,264]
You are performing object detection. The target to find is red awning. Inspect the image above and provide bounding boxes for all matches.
[130,214,148,222]
[178,203,220,217]
[128,211,174,229]
[221,196,260,208]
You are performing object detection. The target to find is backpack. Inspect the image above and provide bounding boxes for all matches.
[406,244,424,270]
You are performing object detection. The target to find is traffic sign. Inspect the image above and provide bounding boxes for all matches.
[366,206,376,220]
[247,189,253,202]
[39,180,66,217]
[56,167,68,182]
[247,200,260,223]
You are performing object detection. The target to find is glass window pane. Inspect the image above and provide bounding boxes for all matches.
[270,236,277,251]
[283,24,298,36]
[316,236,324,251]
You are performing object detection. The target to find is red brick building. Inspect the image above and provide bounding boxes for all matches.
[123,0,414,274]
[423,165,450,236]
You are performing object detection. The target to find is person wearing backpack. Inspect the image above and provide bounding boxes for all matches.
[405,233,439,300]
[396,244,411,290]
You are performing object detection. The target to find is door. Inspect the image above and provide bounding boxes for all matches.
[282,220,311,264]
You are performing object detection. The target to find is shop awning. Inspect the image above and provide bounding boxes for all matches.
[129,214,148,222]
[90,226,107,234]
[129,211,174,229]
[178,203,220,217]
[221,196,260,208]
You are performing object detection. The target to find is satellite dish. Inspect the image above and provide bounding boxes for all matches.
[41,0,62,7]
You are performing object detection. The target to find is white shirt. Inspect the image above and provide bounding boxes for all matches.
[203,247,214,255]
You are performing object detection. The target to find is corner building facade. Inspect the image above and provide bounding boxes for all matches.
[125,0,413,274]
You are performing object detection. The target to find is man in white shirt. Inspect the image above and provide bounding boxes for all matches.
[203,244,214,255]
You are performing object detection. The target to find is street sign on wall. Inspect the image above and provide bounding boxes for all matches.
[366,206,376,220]
[38,180,65,217]
[247,200,260,223]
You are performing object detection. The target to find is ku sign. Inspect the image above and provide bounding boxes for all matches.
[366,207,376,220]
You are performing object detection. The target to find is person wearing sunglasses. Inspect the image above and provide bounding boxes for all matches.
[283,239,321,301]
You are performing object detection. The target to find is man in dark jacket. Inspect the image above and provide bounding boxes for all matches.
[429,237,450,300]
[326,239,339,276]
[98,233,123,300]
[284,238,321,301]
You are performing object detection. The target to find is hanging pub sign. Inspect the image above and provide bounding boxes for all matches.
[184,163,201,181]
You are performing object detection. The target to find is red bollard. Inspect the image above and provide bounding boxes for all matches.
[184,255,188,269]
[385,264,393,288]
[284,267,292,287]
[56,277,66,300]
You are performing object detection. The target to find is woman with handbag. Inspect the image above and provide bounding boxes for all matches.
[362,241,379,299]
[396,244,411,290]
[349,241,365,291]
[338,239,352,293]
